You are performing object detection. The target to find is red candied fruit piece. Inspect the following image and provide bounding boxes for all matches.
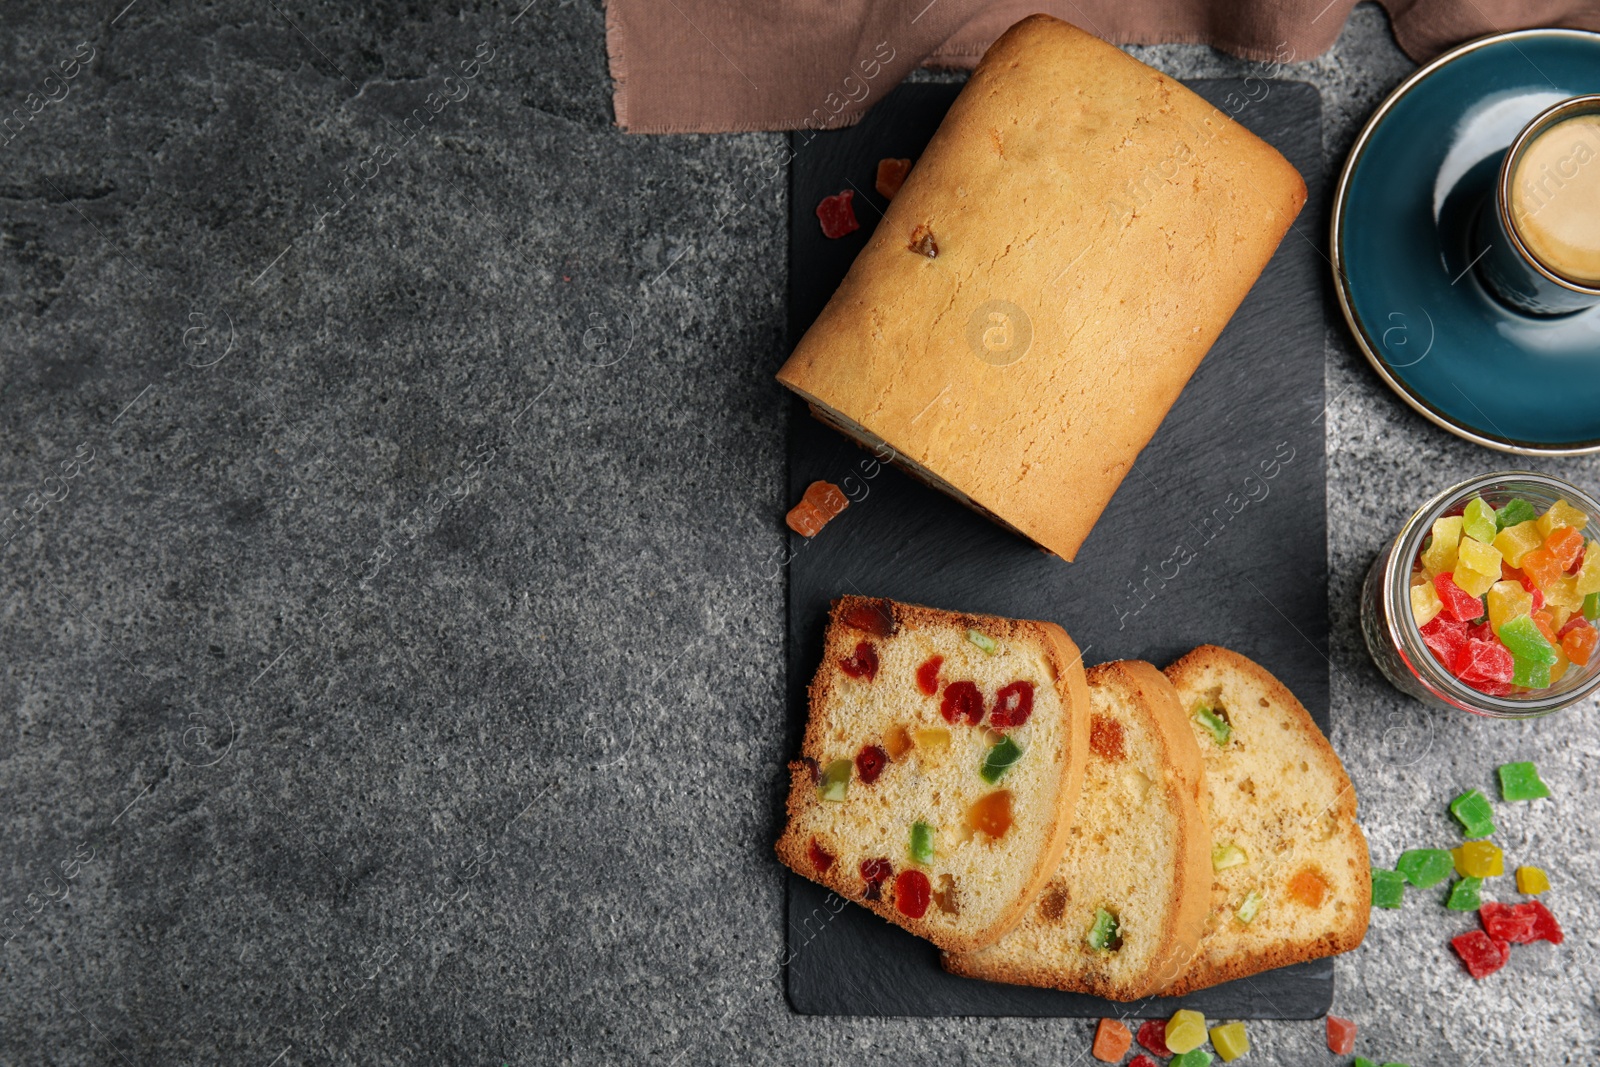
[1468,620,1496,643]
[1129,1057,1158,1067]
[855,743,888,784]
[840,641,879,681]
[1559,613,1592,638]
[841,598,895,636]
[860,857,892,900]
[1451,929,1511,979]
[1420,616,1470,674]
[808,838,835,874]
[989,680,1035,728]
[1457,637,1515,691]
[940,680,985,725]
[894,869,931,918]
[1435,573,1486,623]
[816,190,861,239]
[1480,902,1536,944]
[916,655,943,696]
[1521,899,1564,944]
[1572,546,1586,574]
[1325,1015,1357,1055]
[1135,1018,1171,1057]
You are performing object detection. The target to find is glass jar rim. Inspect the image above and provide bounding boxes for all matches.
[1385,470,1600,718]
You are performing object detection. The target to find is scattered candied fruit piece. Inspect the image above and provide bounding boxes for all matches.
[966,790,1013,839]
[1137,1018,1172,1057]
[1209,1021,1249,1062]
[1371,867,1405,908]
[1516,865,1549,895]
[894,868,930,918]
[1479,901,1536,943]
[883,724,913,760]
[1164,1009,1208,1054]
[1452,841,1504,878]
[1396,848,1454,889]
[839,640,880,681]
[1130,1057,1159,1067]
[940,680,985,725]
[808,837,835,873]
[1449,790,1497,837]
[785,480,849,537]
[1452,929,1510,978]
[855,743,888,784]
[1090,715,1126,762]
[1422,516,1464,575]
[1537,498,1589,538]
[1462,496,1498,544]
[989,680,1034,728]
[1288,867,1330,908]
[1091,1018,1132,1062]
[1523,898,1564,943]
[815,189,860,238]
[842,598,895,636]
[874,157,911,199]
[1434,573,1486,622]
[915,726,950,753]
[818,758,852,802]
[1498,760,1551,801]
[1325,1014,1357,1055]
[1446,877,1483,911]
[915,655,943,696]
[785,501,827,537]
[1170,1052,1213,1067]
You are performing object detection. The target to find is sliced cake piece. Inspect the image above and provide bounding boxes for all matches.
[941,660,1211,1000]
[1159,646,1371,995]
[775,596,1090,953]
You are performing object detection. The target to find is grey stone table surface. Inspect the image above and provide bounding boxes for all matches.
[2,2,1595,1063]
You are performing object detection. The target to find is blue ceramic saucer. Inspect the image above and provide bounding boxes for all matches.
[1333,29,1600,454]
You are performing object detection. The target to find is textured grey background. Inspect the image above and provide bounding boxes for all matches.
[1,2,1594,1064]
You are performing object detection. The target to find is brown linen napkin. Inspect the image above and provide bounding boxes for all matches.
[605,0,1600,133]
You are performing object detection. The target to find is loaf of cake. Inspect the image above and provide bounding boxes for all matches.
[1160,646,1370,994]
[774,596,1090,952]
[942,660,1211,1000]
[776,14,1307,561]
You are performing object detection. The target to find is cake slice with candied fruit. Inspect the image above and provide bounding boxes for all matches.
[774,595,1090,953]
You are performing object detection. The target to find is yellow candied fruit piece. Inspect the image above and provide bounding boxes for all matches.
[1487,580,1533,633]
[1457,536,1504,578]
[1452,564,1498,598]
[1550,604,1574,631]
[1452,841,1505,878]
[1411,582,1444,628]
[1546,574,1584,612]
[1494,520,1545,568]
[1165,1009,1208,1054]
[1422,516,1464,576]
[1576,541,1600,596]
[1517,865,1550,895]
[914,727,950,754]
[1538,499,1590,538]
[1210,1021,1251,1062]
[1551,646,1571,684]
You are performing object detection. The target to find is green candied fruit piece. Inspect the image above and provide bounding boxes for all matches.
[1193,704,1232,746]
[1495,497,1538,532]
[818,759,852,802]
[1446,876,1484,911]
[1371,868,1406,909]
[1086,907,1120,952]
[1235,889,1263,924]
[979,736,1023,784]
[1512,655,1552,689]
[1449,790,1497,837]
[1498,760,1552,801]
[1585,591,1600,622]
[1171,1052,1214,1067]
[1354,1060,1377,1067]
[909,821,936,864]
[1498,615,1557,665]
[1212,842,1248,871]
[966,628,998,654]
[1463,497,1499,544]
[1395,848,1454,889]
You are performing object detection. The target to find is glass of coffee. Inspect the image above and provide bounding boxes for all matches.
[1475,95,1600,315]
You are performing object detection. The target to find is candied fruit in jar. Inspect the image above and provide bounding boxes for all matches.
[1486,580,1533,633]
[1411,580,1444,627]
[1434,574,1486,622]
[1547,525,1585,569]
[840,641,880,681]
[1521,546,1565,591]
[1575,544,1600,594]
[1457,533,1503,577]
[1462,496,1498,544]
[1561,619,1597,666]
[1452,564,1498,598]
[1498,615,1556,665]
[1495,520,1543,567]
[1537,498,1589,537]
[1496,498,1538,530]
[1456,637,1514,692]
[1420,616,1470,673]
[1422,516,1464,575]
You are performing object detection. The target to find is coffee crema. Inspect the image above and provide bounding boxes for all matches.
[1509,113,1600,286]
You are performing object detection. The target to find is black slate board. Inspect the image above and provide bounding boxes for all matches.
[784,79,1328,1018]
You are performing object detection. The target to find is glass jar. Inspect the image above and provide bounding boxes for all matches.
[1360,471,1600,717]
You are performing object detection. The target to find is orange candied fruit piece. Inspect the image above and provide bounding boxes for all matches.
[875,157,912,200]
[1563,624,1598,667]
[1521,546,1564,590]
[1532,609,1561,648]
[1287,867,1330,908]
[1546,526,1585,569]
[785,480,849,537]
[1092,1017,1133,1062]
[966,790,1013,840]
